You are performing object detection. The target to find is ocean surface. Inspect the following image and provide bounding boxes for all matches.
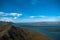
[19,26,60,40]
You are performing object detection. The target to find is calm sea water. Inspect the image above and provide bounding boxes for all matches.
[20,26,60,40]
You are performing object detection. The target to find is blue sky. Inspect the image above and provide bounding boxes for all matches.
[0,0,60,23]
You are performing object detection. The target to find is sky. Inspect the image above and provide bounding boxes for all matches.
[0,0,60,23]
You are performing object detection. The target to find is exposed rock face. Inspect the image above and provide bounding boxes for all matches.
[0,23,51,40]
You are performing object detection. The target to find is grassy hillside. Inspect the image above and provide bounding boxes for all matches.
[0,22,52,40]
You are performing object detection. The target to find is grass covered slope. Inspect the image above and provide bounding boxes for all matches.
[0,23,52,40]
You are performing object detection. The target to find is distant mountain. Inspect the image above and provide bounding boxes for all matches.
[45,28,60,32]
[0,22,51,40]
[0,21,60,26]
[19,22,60,26]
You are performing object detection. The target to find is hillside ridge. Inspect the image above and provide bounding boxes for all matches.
[0,22,52,40]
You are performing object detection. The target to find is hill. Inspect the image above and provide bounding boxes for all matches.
[0,22,52,40]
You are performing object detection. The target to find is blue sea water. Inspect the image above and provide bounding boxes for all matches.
[20,26,60,40]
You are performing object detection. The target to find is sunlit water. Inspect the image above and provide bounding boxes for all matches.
[19,26,60,40]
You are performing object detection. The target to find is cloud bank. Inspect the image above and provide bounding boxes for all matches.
[0,12,60,23]
[0,12,22,22]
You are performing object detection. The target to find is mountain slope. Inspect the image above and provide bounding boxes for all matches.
[0,23,52,40]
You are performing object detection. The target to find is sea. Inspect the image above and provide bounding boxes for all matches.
[19,26,60,40]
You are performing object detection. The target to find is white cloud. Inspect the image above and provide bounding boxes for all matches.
[7,13,22,17]
[0,12,4,15]
[28,16,59,22]
[0,12,23,20]
[0,17,13,22]
[30,16,35,18]
[17,14,22,17]
[0,11,60,22]
[29,15,46,18]
[19,17,58,23]
[9,13,22,19]
[0,12,22,17]
[9,13,17,16]
[39,16,46,18]
[40,18,58,22]
[0,12,23,22]
[57,16,60,18]
[14,17,17,19]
